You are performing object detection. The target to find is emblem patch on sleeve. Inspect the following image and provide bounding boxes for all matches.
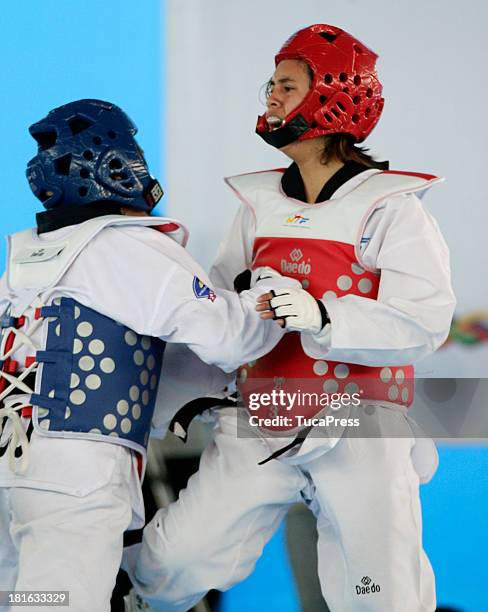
[192,277,216,302]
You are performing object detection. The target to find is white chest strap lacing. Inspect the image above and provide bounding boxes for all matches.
[0,315,44,473]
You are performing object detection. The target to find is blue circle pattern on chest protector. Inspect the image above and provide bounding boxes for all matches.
[31,297,165,453]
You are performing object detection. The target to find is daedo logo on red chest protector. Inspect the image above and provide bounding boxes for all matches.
[281,248,311,275]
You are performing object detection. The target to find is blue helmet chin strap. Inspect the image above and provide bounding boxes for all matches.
[26,99,163,215]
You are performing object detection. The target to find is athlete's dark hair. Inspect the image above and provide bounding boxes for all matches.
[321,133,380,168]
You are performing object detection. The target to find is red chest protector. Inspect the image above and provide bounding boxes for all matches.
[225,169,440,432]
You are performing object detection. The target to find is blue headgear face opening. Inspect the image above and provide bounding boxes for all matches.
[26,99,163,213]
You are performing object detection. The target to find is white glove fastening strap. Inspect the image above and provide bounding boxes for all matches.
[270,288,323,334]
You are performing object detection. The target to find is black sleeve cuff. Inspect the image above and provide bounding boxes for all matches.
[316,299,330,330]
[233,269,252,293]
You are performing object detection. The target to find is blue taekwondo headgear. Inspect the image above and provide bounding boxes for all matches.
[26,99,163,213]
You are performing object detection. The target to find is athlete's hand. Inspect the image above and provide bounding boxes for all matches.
[256,287,329,333]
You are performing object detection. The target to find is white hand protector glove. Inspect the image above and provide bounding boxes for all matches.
[269,287,328,334]
[251,266,283,285]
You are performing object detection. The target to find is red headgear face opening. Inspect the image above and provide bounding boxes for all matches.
[256,24,384,148]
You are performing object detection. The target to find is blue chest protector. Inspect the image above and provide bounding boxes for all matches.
[2,215,188,469]
[30,298,165,456]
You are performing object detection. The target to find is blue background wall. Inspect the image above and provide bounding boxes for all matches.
[0,0,163,269]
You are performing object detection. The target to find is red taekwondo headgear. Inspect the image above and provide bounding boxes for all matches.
[256,24,384,148]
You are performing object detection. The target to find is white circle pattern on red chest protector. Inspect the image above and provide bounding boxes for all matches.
[313,360,328,376]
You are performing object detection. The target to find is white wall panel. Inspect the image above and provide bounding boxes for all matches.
[165,1,488,375]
